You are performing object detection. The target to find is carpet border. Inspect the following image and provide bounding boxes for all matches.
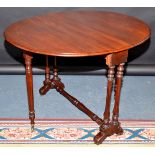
[0,144,155,147]
[0,119,154,146]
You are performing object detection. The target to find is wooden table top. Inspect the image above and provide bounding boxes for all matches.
[4,11,151,57]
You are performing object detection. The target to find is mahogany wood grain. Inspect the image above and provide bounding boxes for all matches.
[105,50,128,67]
[94,53,128,144]
[94,63,125,145]
[112,63,125,124]
[4,11,150,57]
[39,56,52,95]
[103,66,115,122]
[52,80,103,126]
[39,63,103,125]
[45,56,50,83]
[3,11,151,145]
[23,52,35,131]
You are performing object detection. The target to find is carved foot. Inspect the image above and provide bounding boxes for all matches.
[114,123,123,135]
[94,121,123,145]
[115,127,123,135]
[94,122,112,145]
[39,74,65,96]
[39,83,52,95]
[94,131,107,145]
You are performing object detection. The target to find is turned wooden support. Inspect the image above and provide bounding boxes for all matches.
[52,80,103,126]
[39,56,64,95]
[23,52,35,131]
[39,56,52,95]
[111,63,125,135]
[45,56,51,83]
[51,57,65,88]
[50,61,102,125]
[94,121,123,145]
[52,57,61,81]
[103,66,115,124]
[52,67,61,81]
[106,52,127,126]
[94,51,128,145]
[113,63,125,122]
[94,65,116,145]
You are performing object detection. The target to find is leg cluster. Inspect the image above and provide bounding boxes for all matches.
[39,58,125,145]
[94,64,125,144]
[39,57,103,127]
[24,54,126,145]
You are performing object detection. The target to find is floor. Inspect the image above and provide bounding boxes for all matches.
[0,75,155,120]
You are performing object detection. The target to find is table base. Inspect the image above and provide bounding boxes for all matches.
[23,52,128,145]
[39,64,123,145]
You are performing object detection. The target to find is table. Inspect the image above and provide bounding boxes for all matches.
[4,11,151,145]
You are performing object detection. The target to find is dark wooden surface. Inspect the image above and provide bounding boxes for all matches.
[3,11,151,145]
[23,52,35,131]
[4,11,150,57]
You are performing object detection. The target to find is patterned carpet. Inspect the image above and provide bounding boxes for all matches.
[0,119,155,145]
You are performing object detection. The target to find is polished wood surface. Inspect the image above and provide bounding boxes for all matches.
[23,52,35,131]
[4,11,150,57]
[4,11,151,145]
[104,66,115,121]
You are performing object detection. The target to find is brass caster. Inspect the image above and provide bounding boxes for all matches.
[31,124,34,132]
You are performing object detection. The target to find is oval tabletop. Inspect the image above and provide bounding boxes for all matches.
[4,11,151,57]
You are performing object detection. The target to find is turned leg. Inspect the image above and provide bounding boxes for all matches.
[51,57,65,88]
[23,52,35,131]
[52,80,103,126]
[39,56,52,95]
[50,57,102,125]
[103,66,115,124]
[112,63,125,135]
[94,65,115,144]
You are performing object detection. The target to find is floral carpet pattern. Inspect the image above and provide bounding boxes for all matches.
[0,120,155,144]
